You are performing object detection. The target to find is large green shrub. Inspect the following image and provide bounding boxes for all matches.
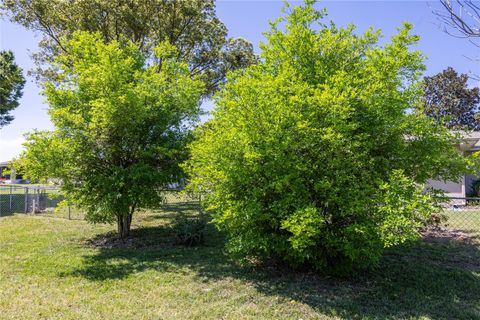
[184,2,474,273]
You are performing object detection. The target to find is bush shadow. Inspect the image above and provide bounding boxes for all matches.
[66,212,480,319]
[138,201,201,221]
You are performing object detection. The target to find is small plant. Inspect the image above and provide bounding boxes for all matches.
[171,213,208,246]
[466,199,480,206]
[425,212,449,229]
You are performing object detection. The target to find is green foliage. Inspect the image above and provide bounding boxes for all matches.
[171,213,208,246]
[20,32,203,238]
[1,0,256,96]
[419,67,480,130]
[468,178,480,197]
[0,50,25,127]
[184,3,475,273]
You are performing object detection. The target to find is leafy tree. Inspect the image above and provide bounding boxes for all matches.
[0,50,25,128]
[184,3,474,273]
[1,0,256,95]
[420,67,480,130]
[20,32,203,239]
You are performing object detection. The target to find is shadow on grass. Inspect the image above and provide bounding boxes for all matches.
[0,211,16,218]
[136,201,201,222]
[66,211,480,320]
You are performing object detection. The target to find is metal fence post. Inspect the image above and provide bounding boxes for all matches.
[9,186,12,213]
[24,187,28,213]
[33,188,40,214]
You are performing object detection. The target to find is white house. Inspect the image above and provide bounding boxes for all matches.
[428,131,480,198]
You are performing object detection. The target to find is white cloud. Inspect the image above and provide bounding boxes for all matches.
[0,137,25,162]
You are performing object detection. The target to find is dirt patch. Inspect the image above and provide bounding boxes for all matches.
[420,227,479,243]
[84,231,147,249]
[83,225,176,249]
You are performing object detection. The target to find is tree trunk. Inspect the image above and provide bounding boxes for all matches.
[117,213,133,240]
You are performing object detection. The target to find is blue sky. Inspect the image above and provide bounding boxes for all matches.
[1,0,479,161]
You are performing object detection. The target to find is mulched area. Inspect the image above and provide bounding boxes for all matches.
[84,230,148,249]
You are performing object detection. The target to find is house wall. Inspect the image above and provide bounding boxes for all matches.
[428,177,465,198]
[463,149,480,197]
[426,134,480,199]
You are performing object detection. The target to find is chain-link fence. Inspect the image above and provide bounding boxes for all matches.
[440,197,480,234]
[0,185,201,220]
[0,185,72,218]
[3,186,476,234]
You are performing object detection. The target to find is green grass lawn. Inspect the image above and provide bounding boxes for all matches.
[1,202,479,320]
[444,209,480,233]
